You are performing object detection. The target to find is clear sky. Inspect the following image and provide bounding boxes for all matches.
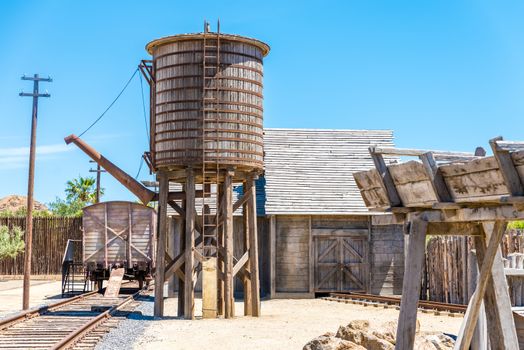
[1,0,523,204]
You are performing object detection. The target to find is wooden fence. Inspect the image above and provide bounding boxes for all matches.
[422,229,524,305]
[0,217,82,275]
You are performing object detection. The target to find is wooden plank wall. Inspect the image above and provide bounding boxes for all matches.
[274,216,310,294]
[0,217,82,275]
[423,229,524,305]
[369,222,405,295]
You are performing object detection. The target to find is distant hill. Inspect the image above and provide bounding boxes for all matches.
[0,195,48,212]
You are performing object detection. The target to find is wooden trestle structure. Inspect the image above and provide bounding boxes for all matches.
[153,169,261,319]
[354,137,524,350]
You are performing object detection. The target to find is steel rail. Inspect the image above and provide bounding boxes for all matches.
[329,292,467,313]
[51,290,140,350]
[0,290,99,331]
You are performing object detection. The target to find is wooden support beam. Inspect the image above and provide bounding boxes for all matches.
[395,219,427,350]
[473,222,519,350]
[177,184,186,318]
[369,147,402,207]
[419,152,453,202]
[247,174,261,316]
[490,137,524,196]
[168,200,185,217]
[154,171,169,317]
[167,218,176,298]
[217,185,225,316]
[233,251,249,278]
[242,183,252,316]
[427,222,482,236]
[184,168,195,319]
[233,186,253,213]
[454,221,507,350]
[223,170,235,318]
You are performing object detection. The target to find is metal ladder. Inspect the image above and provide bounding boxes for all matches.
[201,20,221,259]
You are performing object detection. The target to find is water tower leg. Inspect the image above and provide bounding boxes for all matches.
[217,185,225,316]
[247,173,261,316]
[223,169,235,318]
[184,168,196,319]
[242,179,253,316]
[154,171,169,317]
[177,184,186,317]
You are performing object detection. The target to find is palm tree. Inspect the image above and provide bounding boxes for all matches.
[65,176,100,204]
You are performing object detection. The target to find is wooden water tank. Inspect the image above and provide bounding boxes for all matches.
[146,33,270,172]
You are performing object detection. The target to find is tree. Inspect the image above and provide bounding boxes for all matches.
[48,175,104,217]
[65,176,101,203]
[0,226,25,260]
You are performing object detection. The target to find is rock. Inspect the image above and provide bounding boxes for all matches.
[372,329,395,345]
[303,335,366,350]
[346,320,370,331]
[336,326,394,350]
[421,333,454,350]
[380,319,420,336]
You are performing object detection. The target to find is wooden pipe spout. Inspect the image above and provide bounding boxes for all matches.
[64,134,156,205]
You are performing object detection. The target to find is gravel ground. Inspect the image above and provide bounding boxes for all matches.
[95,294,156,350]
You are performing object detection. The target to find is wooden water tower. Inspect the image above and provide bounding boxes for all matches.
[140,21,269,319]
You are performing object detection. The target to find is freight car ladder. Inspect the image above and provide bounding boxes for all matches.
[61,239,91,297]
[201,20,221,259]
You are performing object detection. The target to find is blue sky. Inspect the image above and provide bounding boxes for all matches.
[1,0,523,204]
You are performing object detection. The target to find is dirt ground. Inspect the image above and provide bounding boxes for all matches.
[135,297,463,350]
[0,279,63,317]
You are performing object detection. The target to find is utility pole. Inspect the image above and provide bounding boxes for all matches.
[20,74,51,310]
[89,160,105,203]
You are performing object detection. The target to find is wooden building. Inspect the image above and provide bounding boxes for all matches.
[167,128,405,298]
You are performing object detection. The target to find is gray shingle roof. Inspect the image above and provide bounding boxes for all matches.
[263,128,396,215]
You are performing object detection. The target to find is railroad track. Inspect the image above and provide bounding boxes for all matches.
[0,287,145,350]
[324,292,467,316]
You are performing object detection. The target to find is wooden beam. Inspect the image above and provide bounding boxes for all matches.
[454,220,507,350]
[247,174,261,316]
[168,200,185,217]
[233,186,253,213]
[419,206,524,223]
[242,183,252,316]
[154,171,169,317]
[184,168,195,319]
[223,170,235,318]
[233,251,249,277]
[217,185,225,317]
[395,219,427,350]
[427,222,482,236]
[371,146,478,162]
[473,222,519,350]
[369,147,402,207]
[419,152,453,202]
[490,137,524,196]
[177,184,186,318]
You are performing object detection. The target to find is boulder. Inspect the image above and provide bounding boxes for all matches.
[336,326,394,350]
[303,335,366,350]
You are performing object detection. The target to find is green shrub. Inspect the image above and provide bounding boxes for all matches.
[508,221,524,230]
[0,226,25,260]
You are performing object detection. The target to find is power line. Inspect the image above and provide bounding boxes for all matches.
[135,156,144,179]
[77,68,139,138]
[139,72,150,144]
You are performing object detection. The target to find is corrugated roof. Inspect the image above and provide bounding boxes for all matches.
[263,128,396,215]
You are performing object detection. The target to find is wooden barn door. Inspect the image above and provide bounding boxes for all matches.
[314,235,367,292]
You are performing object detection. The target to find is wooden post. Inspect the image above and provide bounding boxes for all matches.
[217,185,225,316]
[473,222,519,350]
[395,219,427,350]
[247,174,261,316]
[223,169,234,318]
[167,217,176,298]
[184,168,196,319]
[455,220,509,350]
[369,148,401,207]
[177,185,186,317]
[467,248,488,350]
[242,180,252,316]
[154,171,169,317]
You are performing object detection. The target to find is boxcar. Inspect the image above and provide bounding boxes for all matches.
[82,201,156,290]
